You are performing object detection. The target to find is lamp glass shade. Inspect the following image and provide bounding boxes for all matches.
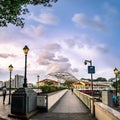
[23,45,29,54]
[114,68,119,75]
[8,64,13,71]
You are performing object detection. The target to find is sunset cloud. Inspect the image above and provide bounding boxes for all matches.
[37,43,79,74]
[0,53,16,58]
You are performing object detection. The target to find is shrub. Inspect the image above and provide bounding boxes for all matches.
[39,85,65,93]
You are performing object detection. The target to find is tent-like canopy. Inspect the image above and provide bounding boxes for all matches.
[48,72,78,82]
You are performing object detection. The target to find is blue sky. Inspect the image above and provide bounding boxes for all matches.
[0,0,120,84]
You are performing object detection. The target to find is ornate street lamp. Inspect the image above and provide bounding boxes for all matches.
[37,75,40,88]
[8,64,13,104]
[84,60,95,96]
[23,45,29,88]
[10,46,37,119]
[114,68,119,105]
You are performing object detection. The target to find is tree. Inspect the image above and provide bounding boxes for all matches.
[63,81,73,88]
[0,0,58,28]
[94,77,107,82]
[112,79,120,90]
[44,81,53,86]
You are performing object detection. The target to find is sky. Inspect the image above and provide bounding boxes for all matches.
[0,0,120,84]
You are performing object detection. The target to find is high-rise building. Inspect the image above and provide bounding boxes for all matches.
[0,81,3,88]
[15,74,24,88]
[1,74,33,89]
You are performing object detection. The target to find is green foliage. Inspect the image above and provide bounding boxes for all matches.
[94,77,107,82]
[44,81,53,86]
[81,77,107,82]
[112,79,120,90]
[40,85,65,93]
[0,0,58,28]
[118,80,120,89]
[112,82,116,88]
[63,81,73,88]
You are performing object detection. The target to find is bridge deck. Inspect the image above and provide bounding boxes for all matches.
[0,90,96,120]
[32,90,96,120]
[52,90,88,113]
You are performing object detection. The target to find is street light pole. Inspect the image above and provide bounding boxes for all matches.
[114,68,119,105]
[84,60,94,96]
[8,64,13,104]
[23,45,29,88]
[91,70,93,96]
[10,46,37,118]
[115,73,117,97]
[89,61,93,96]
[37,75,39,88]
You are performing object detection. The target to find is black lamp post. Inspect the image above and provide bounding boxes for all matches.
[9,46,37,119]
[8,64,13,104]
[84,60,95,96]
[114,68,119,105]
[23,45,29,88]
[37,75,39,88]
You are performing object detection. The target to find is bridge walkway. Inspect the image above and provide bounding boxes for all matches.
[31,90,96,120]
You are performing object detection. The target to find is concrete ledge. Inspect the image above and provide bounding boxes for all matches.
[94,102,120,120]
[48,89,68,110]
[74,90,94,114]
[37,89,68,111]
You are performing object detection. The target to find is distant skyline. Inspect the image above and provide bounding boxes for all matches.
[0,0,120,84]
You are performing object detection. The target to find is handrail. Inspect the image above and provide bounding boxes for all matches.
[74,89,95,114]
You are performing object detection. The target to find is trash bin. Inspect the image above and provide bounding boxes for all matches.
[102,90,113,107]
[37,94,48,112]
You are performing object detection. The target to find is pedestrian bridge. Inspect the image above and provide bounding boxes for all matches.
[0,89,120,120]
[31,89,96,120]
[32,89,120,120]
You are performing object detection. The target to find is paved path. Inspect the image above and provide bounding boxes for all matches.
[0,95,12,120]
[52,90,88,113]
[31,90,96,120]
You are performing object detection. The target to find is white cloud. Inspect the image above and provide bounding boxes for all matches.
[47,62,71,73]
[37,43,62,65]
[72,13,105,31]
[0,53,16,58]
[21,25,46,38]
[45,43,62,51]
[63,35,94,49]
[72,13,87,28]
[103,2,117,16]
[95,44,108,53]
[37,43,79,74]
[57,35,116,79]
[29,12,58,25]
[0,44,24,71]
[62,35,109,54]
